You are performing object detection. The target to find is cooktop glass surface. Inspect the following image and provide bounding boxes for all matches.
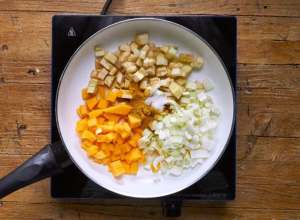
[51,15,236,200]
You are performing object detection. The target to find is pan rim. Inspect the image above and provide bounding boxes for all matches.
[55,17,236,198]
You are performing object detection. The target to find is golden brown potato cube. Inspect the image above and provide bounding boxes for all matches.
[119,44,131,52]
[139,44,150,59]
[140,78,149,90]
[122,62,137,74]
[145,66,156,76]
[100,58,113,70]
[169,81,184,99]
[169,62,183,69]
[136,58,143,67]
[135,33,149,46]
[181,65,193,76]
[97,68,109,80]
[160,78,172,87]
[119,51,131,62]
[109,66,118,75]
[159,46,169,53]
[156,53,168,66]
[104,52,118,64]
[166,46,177,59]
[87,78,98,94]
[147,50,155,58]
[191,56,204,69]
[95,59,102,70]
[116,72,124,84]
[113,50,120,57]
[170,67,183,77]
[132,68,146,82]
[176,78,187,86]
[178,53,194,63]
[150,77,160,86]
[157,66,168,77]
[90,69,98,79]
[94,46,105,58]
[143,57,155,68]
[104,75,115,87]
[123,79,130,89]
[127,54,138,62]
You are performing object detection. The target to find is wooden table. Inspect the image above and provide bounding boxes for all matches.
[0,1,299,219]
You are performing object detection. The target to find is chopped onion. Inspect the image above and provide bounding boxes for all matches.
[139,81,219,176]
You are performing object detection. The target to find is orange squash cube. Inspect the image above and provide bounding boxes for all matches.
[102,103,132,115]
[97,99,109,109]
[76,118,88,133]
[128,114,142,128]
[109,160,126,177]
[86,97,98,110]
[87,118,98,128]
[82,88,91,100]
[94,150,107,160]
[126,148,142,162]
[81,130,96,142]
[89,109,103,118]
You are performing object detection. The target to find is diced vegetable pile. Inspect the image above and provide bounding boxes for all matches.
[76,33,219,178]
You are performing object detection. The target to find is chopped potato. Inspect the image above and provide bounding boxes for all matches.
[139,44,150,59]
[94,46,105,58]
[100,58,113,70]
[156,53,168,66]
[97,68,109,80]
[143,57,155,68]
[169,81,184,99]
[191,56,204,69]
[104,52,118,64]
[135,33,149,46]
[122,62,137,74]
[116,72,124,84]
[119,51,131,62]
[157,66,168,77]
[132,68,146,82]
[119,44,131,52]
[104,75,115,87]
[178,53,194,63]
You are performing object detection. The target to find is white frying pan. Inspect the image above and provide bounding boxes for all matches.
[0,18,234,198]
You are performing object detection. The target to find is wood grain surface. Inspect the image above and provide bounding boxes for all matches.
[0,0,300,219]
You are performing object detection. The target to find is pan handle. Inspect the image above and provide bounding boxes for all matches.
[0,142,72,198]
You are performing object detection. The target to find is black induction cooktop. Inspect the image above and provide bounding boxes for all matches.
[51,15,236,216]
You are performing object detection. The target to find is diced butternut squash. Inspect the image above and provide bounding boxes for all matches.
[103,113,121,122]
[98,124,114,133]
[106,91,118,102]
[94,150,107,160]
[97,86,106,98]
[76,118,88,132]
[128,114,142,128]
[123,163,131,173]
[77,105,88,118]
[129,162,139,174]
[102,103,132,115]
[97,132,116,143]
[128,134,141,148]
[86,97,98,110]
[88,109,103,118]
[81,130,96,142]
[97,99,109,109]
[126,148,142,162]
[82,88,91,100]
[109,160,126,177]
[87,118,97,128]
[86,145,98,156]
[81,140,93,151]
[115,122,131,139]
